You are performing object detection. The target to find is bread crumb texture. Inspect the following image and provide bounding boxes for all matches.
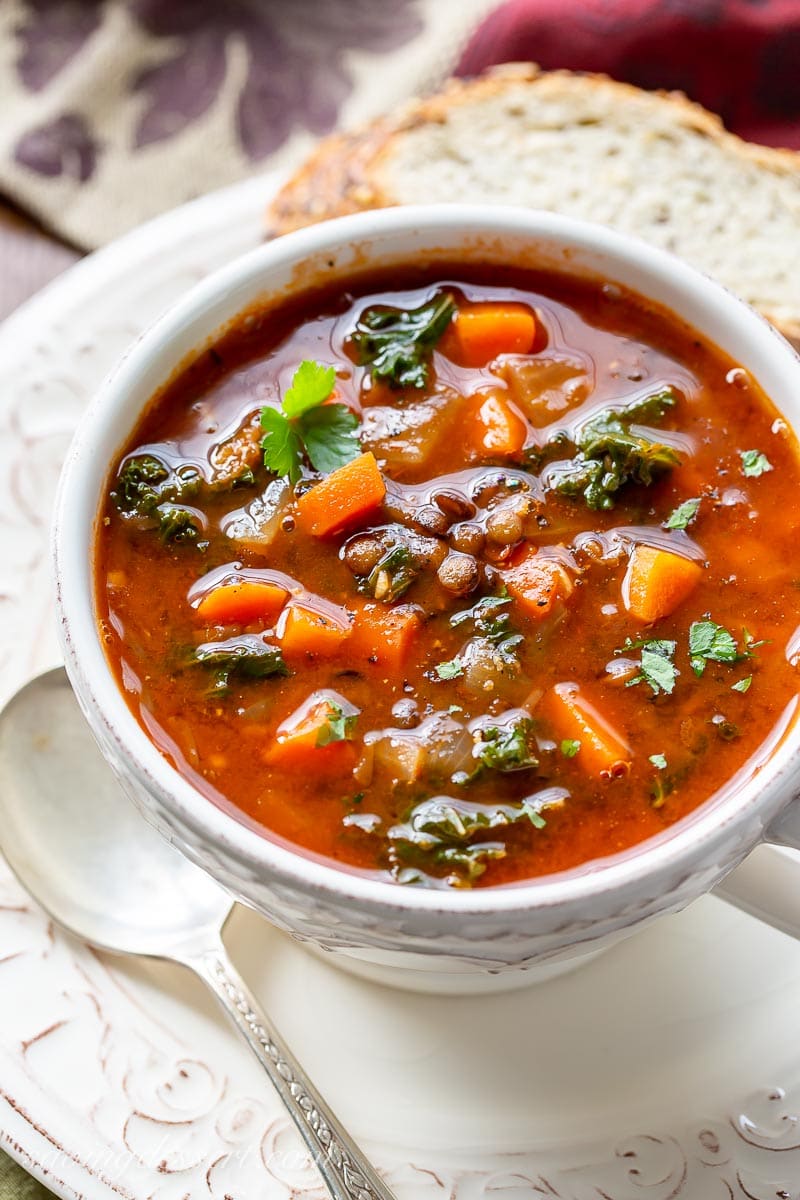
[267,68,800,341]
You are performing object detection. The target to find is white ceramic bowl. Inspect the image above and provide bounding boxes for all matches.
[54,206,800,994]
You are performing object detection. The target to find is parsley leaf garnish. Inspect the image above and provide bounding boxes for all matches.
[649,753,667,769]
[688,620,739,676]
[260,360,359,484]
[549,388,680,510]
[740,449,773,478]
[664,497,700,530]
[351,292,456,389]
[561,739,581,758]
[619,638,679,696]
[316,701,358,747]
[732,676,752,693]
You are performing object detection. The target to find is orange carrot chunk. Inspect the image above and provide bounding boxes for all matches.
[504,550,573,620]
[264,693,358,776]
[451,303,537,367]
[348,603,421,670]
[279,600,352,659]
[296,451,386,538]
[623,544,703,623]
[539,682,632,778]
[194,579,288,626]
[471,393,528,458]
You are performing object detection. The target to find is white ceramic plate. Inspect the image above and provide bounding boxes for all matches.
[3,174,800,1200]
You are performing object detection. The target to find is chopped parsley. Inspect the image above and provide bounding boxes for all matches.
[350,292,456,389]
[664,497,700,530]
[732,676,752,693]
[435,658,464,680]
[740,449,773,478]
[474,718,538,773]
[688,619,740,675]
[560,739,581,758]
[316,702,358,747]
[619,638,679,696]
[260,360,360,484]
[649,753,668,770]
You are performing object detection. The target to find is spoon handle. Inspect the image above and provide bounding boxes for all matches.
[184,943,397,1200]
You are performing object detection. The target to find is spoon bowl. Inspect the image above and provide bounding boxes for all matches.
[0,667,230,957]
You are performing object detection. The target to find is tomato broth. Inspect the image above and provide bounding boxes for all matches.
[95,264,800,888]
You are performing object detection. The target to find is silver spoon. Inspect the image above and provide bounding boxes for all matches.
[0,666,395,1200]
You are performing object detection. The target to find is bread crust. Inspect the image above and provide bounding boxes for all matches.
[266,64,800,343]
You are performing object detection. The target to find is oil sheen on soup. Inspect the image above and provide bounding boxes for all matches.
[95,264,800,889]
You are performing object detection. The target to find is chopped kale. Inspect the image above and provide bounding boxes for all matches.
[351,292,456,389]
[549,388,680,510]
[386,787,563,886]
[191,634,289,692]
[449,590,522,665]
[157,504,201,543]
[363,543,417,602]
[112,453,210,544]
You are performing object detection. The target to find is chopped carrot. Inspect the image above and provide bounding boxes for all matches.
[348,603,421,670]
[504,550,573,620]
[264,694,358,776]
[539,682,632,778]
[450,303,537,367]
[194,579,288,626]
[623,544,702,623]
[279,600,352,659]
[296,451,386,538]
[471,393,528,458]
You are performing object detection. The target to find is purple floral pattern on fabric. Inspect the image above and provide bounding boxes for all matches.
[14,0,104,92]
[10,0,424,180]
[129,0,424,160]
[14,112,98,180]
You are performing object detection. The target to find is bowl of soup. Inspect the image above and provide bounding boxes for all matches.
[54,206,800,992]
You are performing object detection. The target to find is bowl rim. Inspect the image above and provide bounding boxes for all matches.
[53,203,800,917]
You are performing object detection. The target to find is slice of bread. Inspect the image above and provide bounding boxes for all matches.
[266,64,800,343]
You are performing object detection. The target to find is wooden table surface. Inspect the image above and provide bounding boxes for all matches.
[0,205,79,322]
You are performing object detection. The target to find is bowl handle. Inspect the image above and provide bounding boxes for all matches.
[713,805,800,937]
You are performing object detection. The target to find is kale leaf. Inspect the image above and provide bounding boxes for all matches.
[112,453,204,544]
[351,292,456,389]
[191,634,289,693]
[549,388,680,510]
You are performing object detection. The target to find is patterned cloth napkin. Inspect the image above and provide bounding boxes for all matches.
[0,0,493,249]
